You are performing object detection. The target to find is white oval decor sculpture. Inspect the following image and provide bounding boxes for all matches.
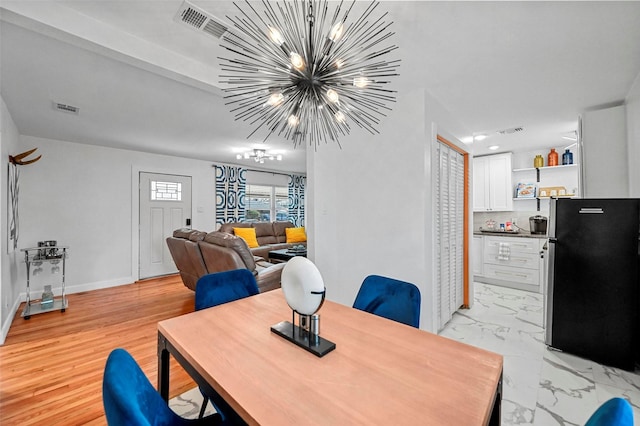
[281,257,325,316]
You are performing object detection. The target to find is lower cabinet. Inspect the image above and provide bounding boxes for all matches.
[474,235,546,293]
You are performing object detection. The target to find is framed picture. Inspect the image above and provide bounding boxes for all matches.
[516,182,536,198]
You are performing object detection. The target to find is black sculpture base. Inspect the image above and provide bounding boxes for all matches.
[270,321,336,357]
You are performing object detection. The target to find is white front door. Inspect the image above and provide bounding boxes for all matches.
[139,172,192,279]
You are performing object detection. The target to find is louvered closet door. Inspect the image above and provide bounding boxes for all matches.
[435,142,465,331]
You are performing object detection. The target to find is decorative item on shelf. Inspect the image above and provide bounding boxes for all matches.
[270,257,336,357]
[548,148,559,166]
[534,155,544,168]
[236,148,282,164]
[41,285,54,306]
[516,182,536,198]
[562,149,573,165]
[219,0,400,147]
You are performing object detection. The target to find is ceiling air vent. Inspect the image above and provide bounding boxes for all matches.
[174,1,230,39]
[53,102,79,115]
[497,126,524,135]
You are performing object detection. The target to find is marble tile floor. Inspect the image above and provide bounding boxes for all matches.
[439,283,640,425]
[169,283,640,425]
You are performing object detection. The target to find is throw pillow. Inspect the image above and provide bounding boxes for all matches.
[233,227,259,248]
[286,227,307,243]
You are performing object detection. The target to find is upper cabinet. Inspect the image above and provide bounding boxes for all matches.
[473,153,513,212]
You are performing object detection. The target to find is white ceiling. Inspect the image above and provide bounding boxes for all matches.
[2,1,640,174]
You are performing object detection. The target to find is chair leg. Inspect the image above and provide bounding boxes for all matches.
[198,396,209,419]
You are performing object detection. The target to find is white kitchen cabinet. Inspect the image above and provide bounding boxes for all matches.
[475,235,546,293]
[472,236,483,276]
[473,153,513,211]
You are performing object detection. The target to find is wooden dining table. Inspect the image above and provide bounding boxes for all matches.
[158,289,503,425]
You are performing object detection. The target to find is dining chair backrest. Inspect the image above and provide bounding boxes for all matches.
[195,269,260,311]
[353,275,421,328]
[102,348,221,425]
[584,398,633,426]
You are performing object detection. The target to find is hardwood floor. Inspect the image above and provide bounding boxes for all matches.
[0,274,197,425]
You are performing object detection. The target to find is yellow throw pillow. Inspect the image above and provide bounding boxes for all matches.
[285,227,307,243]
[233,227,259,248]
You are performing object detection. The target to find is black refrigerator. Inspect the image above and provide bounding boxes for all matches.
[545,198,640,370]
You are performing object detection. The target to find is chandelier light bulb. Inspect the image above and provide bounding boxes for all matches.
[268,26,285,46]
[326,89,339,103]
[236,154,242,159]
[329,22,344,42]
[267,92,284,106]
[353,76,369,88]
[335,59,344,69]
[244,152,250,159]
[290,52,305,70]
[334,111,346,124]
[288,115,300,127]
[276,154,283,161]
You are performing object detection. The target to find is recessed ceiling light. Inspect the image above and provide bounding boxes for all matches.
[474,134,487,141]
[461,136,473,144]
[488,145,499,151]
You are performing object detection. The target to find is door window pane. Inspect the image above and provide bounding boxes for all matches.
[151,181,182,201]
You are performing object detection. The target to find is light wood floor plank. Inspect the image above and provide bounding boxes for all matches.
[0,274,197,425]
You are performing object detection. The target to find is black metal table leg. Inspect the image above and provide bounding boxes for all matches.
[158,332,170,402]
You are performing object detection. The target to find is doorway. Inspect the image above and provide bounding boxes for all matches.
[139,172,192,279]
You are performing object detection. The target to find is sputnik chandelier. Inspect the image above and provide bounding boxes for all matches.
[219,0,400,148]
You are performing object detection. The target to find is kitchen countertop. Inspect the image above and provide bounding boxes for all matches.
[474,230,548,239]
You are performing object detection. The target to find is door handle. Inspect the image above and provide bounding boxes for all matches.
[186,218,191,226]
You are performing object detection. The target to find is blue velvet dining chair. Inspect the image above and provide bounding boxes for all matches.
[194,269,260,419]
[585,397,634,426]
[353,275,421,328]
[102,348,221,426]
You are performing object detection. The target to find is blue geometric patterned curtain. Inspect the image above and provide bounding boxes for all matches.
[288,174,306,227]
[215,165,246,226]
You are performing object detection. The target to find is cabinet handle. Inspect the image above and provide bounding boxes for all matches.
[495,271,528,278]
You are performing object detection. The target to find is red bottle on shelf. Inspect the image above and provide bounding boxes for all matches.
[548,148,558,166]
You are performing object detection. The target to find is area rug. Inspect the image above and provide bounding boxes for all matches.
[168,387,217,419]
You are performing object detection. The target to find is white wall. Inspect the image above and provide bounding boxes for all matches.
[626,72,640,198]
[1,95,21,343]
[308,88,469,333]
[581,104,628,197]
[0,134,218,343]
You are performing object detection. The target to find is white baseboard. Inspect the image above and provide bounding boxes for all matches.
[0,276,135,346]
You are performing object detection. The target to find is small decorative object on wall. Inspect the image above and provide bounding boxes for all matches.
[8,148,42,252]
[271,257,336,357]
[219,0,400,147]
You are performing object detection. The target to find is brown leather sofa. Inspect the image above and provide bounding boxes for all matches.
[218,221,306,259]
[166,228,285,293]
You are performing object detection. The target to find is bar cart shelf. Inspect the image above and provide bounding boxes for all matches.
[20,246,68,319]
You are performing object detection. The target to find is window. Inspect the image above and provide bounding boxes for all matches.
[245,185,288,222]
[151,181,182,201]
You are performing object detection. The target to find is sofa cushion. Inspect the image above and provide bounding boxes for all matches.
[188,230,207,241]
[173,228,196,239]
[204,231,256,270]
[253,222,278,245]
[273,221,295,243]
[285,227,307,243]
[233,227,259,248]
[219,222,251,234]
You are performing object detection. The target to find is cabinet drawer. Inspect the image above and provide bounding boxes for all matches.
[484,236,539,255]
[484,251,540,270]
[483,264,540,286]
